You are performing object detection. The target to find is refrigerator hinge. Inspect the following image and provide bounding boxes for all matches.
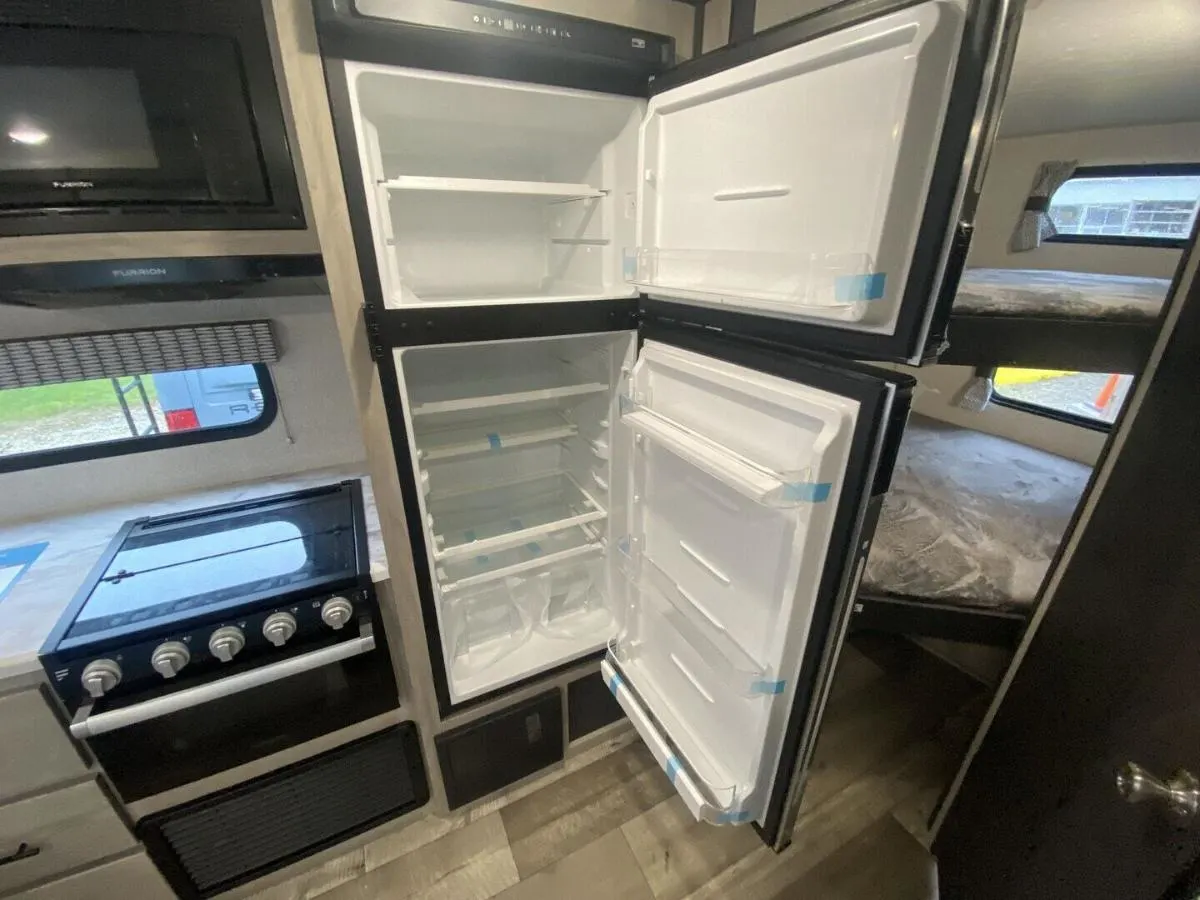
[363,304,384,364]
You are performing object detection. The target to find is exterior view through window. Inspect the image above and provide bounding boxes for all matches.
[1048,167,1200,244]
[993,367,1133,427]
[0,364,272,465]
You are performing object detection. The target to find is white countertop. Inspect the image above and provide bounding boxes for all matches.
[0,466,387,681]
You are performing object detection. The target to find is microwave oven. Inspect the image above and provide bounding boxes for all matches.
[0,0,306,237]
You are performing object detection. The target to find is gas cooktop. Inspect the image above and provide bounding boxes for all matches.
[41,480,372,712]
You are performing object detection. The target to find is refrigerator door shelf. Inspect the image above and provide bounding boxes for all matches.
[601,657,753,825]
[629,248,878,322]
[621,400,828,508]
[613,546,775,698]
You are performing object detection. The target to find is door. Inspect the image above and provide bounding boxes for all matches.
[634,0,1021,365]
[603,321,913,849]
[932,240,1200,897]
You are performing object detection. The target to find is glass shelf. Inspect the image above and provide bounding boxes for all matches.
[415,411,578,462]
[382,175,605,201]
[428,471,606,563]
[437,523,604,595]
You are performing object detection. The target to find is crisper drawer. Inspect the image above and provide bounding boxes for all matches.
[0,689,88,802]
[0,779,136,895]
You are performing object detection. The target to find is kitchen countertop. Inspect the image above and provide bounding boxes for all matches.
[0,466,387,682]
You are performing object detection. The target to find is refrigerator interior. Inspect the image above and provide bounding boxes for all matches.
[348,62,643,309]
[396,332,636,704]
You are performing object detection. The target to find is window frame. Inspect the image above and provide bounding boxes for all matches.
[985,365,1118,433]
[0,363,278,474]
[1045,163,1200,249]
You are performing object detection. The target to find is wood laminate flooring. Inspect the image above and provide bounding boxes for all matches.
[249,635,984,900]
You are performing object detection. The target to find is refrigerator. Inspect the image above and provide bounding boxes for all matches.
[313,0,1020,849]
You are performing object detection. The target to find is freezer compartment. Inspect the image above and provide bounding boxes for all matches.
[348,62,642,307]
[631,249,879,319]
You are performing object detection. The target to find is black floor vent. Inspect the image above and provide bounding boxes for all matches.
[139,724,428,898]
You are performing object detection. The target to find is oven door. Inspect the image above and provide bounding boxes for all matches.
[0,0,305,233]
[83,626,399,803]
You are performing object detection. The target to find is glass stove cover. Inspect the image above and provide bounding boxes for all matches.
[66,487,359,640]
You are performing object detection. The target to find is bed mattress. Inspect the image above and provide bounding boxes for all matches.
[861,415,1093,610]
[954,268,1169,320]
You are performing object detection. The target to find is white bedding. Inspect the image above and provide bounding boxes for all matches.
[954,268,1169,320]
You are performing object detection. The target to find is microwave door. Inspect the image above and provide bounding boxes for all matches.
[604,327,912,849]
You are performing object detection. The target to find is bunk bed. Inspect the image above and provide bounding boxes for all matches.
[940,268,1169,373]
[853,415,1093,646]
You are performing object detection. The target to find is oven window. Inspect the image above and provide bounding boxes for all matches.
[0,66,159,171]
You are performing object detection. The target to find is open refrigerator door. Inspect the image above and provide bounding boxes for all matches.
[602,339,870,827]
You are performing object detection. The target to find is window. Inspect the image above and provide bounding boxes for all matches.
[991,367,1133,429]
[1047,164,1200,248]
[0,364,276,472]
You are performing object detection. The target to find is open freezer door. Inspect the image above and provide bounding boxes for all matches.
[601,323,913,849]
[631,0,1020,364]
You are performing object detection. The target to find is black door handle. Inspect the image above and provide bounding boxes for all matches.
[0,843,40,867]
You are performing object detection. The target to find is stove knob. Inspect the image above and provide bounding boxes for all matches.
[81,659,122,699]
[209,626,246,663]
[321,596,354,631]
[262,612,297,647]
[150,641,190,679]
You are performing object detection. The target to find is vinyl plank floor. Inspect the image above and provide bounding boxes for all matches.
[500,740,675,878]
[783,815,938,900]
[621,796,765,900]
[320,813,518,900]
[249,636,983,900]
[494,831,654,900]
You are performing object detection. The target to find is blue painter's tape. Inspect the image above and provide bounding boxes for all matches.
[527,543,542,555]
[619,395,636,415]
[623,250,637,280]
[665,756,682,786]
[834,272,887,302]
[464,529,477,542]
[607,670,623,696]
[487,432,502,450]
[780,481,833,503]
[509,518,523,531]
[717,810,753,825]
[0,542,48,605]
[475,556,490,565]
[750,679,786,695]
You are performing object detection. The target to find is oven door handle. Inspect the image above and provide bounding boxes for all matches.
[69,635,376,740]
